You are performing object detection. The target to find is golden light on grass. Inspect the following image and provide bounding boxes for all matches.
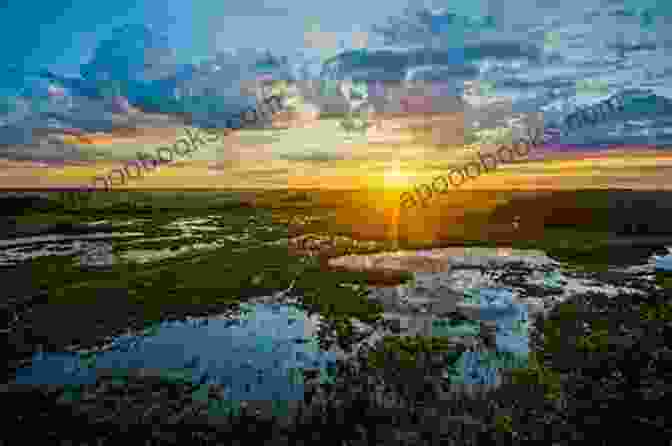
[365,162,413,247]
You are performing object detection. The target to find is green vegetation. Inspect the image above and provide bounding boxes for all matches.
[366,335,463,370]
[640,301,672,322]
[510,285,672,441]
[504,350,563,402]
[493,414,513,433]
[7,191,392,355]
[6,189,672,443]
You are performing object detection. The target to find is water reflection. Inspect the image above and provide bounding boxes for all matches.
[0,233,140,266]
[12,303,337,402]
[78,241,115,269]
[334,247,553,386]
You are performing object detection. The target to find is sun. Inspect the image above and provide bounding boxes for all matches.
[382,167,413,189]
[384,168,406,183]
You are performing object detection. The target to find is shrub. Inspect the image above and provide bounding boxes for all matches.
[505,350,563,402]
[366,335,461,370]
[493,414,513,433]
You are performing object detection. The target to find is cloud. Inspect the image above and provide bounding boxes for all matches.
[304,30,339,50]
[223,4,290,17]
[278,150,348,162]
[234,167,293,178]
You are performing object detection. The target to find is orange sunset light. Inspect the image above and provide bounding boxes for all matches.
[365,159,416,192]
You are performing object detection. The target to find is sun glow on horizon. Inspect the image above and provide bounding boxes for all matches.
[379,160,415,190]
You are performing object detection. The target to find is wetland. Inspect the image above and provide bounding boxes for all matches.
[1,189,671,445]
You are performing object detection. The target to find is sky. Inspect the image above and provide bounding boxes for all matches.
[1,0,531,75]
[1,0,418,75]
[2,0,672,194]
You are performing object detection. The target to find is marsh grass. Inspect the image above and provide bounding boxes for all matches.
[4,189,672,444]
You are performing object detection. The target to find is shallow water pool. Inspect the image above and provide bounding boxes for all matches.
[12,302,338,402]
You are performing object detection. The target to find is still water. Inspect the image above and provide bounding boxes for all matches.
[7,218,657,398]
[13,303,338,402]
